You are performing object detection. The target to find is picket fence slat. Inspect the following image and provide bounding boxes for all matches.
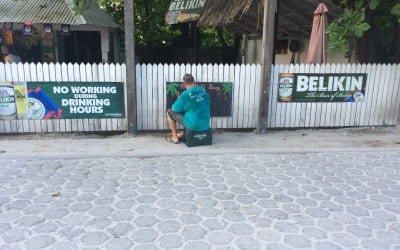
[223,64,231,128]
[149,64,156,130]
[383,65,394,125]
[5,63,12,82]
[353,64,362,126]
[142,64,149,130]
[217,64,224,129]
[392,65,400,125]
[386,64,396,125]
[314,64,323,127]
[379,64,390,125]
[155,64,162,130]
[292,64,301,128]
[369,64,380,126]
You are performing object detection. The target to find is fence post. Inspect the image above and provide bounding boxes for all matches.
[256,0,276,133]
[124,0,137,135]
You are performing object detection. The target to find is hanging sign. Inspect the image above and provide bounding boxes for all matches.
[61,25,71,36]
[3,23,13,30]
[278,73,367,102]
[165,0,206,24]
[23,21,33,35]
[43,24,53,34]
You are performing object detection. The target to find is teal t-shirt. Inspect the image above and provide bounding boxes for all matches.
[172,86,210,131]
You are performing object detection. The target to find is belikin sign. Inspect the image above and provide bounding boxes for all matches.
[165,0,206,24]
[278,73,367,102]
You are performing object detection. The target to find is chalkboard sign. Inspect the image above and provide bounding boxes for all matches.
[166,82,232,116]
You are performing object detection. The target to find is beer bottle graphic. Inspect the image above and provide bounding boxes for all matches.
[278,73,294,102]
[0,83,17,120]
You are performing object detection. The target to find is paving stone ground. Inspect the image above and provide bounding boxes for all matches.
[1,150,400,249]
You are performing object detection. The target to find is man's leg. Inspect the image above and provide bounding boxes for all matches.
[167,109,182,143]
[167,113,179,143]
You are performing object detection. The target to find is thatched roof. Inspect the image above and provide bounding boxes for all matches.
[198,0,340,37]
[198,0,256,27]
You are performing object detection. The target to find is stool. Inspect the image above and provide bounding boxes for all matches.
[184,128,212,147]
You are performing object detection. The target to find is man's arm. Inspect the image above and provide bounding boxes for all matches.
[172,93,185,113]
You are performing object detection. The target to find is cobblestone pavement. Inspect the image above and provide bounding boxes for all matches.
[1,150,400,250]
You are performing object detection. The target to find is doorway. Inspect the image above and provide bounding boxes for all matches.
[59,31,101,63]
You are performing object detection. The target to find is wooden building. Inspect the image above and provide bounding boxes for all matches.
[197,0,344,64]
[0,0,121,64]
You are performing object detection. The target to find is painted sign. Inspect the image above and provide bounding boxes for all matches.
[0,82,125,120]
[0,84,17,119]
[165,0,206,24]
[166,82,232,116]
[278,73,367,102]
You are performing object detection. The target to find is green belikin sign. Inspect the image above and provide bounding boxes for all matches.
[165,0,206,24]
[27,82,125,119]
[278,73,367,102]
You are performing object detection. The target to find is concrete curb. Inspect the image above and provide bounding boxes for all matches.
[1,146,400,160]
[2,128,400,160]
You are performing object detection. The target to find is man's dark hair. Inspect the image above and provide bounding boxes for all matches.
[183,74,195,84]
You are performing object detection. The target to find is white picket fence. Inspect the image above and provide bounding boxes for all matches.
[1,62,399,133]
[136,63,400,130]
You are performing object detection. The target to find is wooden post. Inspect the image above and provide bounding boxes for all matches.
[256,0,276,134]
[124,0,137,135]
[193,24,199,63]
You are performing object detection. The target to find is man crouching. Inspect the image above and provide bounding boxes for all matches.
[166,74,210,144]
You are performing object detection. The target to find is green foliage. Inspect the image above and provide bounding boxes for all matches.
[392,4,400,23]
[327,2,370,52]
[166,82,180,97]
[369,0,378,10]
[326,23,347,52]
[327,8,370,56]
[328,0,399,61]
[135,0,180,46]
[94,0,234,48]
[221,83,232,96]
[73,0,90,14]
[95,0,124,24]
[200,28,234,47]
[95,0,176,45]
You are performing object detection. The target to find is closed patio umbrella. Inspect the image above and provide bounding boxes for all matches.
[306,3,328,64]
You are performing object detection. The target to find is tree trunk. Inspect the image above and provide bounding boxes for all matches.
[124,0,137,135]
